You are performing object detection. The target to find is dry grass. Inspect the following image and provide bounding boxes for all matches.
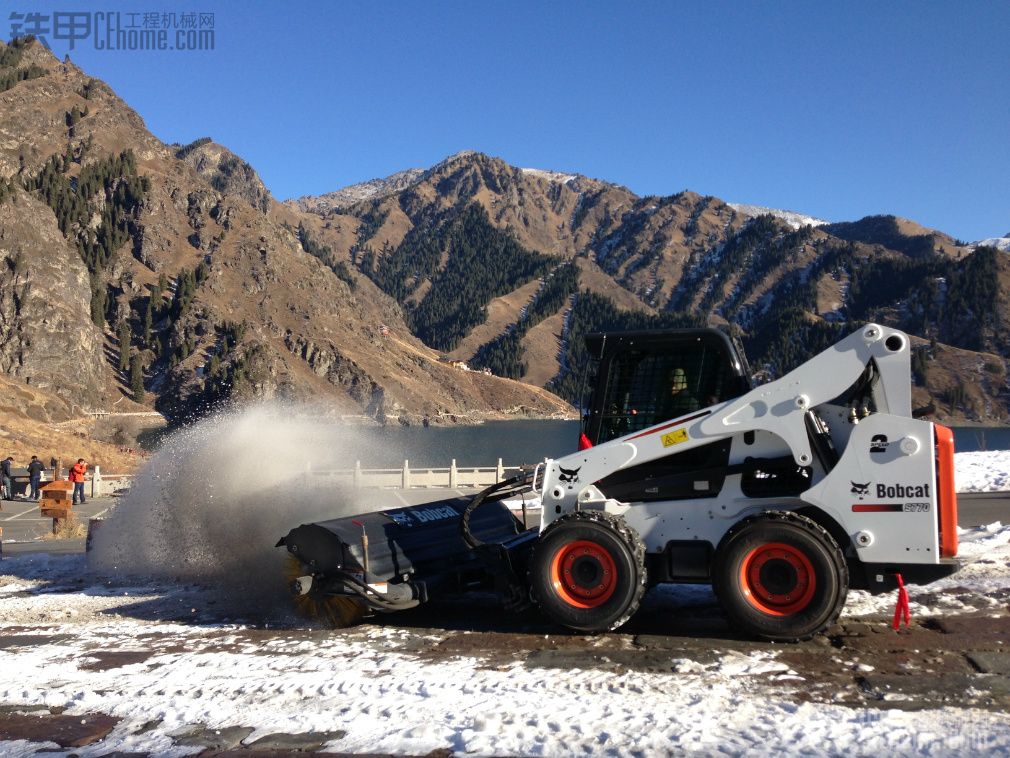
[0,375,146,473]
[43,514,88,540]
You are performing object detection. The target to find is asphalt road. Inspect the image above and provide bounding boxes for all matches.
[0,490,1006,557]
[957,491,1010,527]
[0,496,113,555]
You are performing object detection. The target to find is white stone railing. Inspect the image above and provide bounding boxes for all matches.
[91,468,135,497]
[89,459,526,496]
[309,459,523,489]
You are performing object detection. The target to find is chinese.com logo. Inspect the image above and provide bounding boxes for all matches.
[9,11,216,52]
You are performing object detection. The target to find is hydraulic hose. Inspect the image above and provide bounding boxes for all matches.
[335,571,421,611]
[459,474,533,549]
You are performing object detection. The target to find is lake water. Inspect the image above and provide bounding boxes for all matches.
[352,420,1010,467]
[352,420,581,467]
[952,427,1010,453]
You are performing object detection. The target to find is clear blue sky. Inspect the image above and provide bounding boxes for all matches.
[11,0,1009,240]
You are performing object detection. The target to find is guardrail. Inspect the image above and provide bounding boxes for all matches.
[309,459,523,489]
[87,459,525,496]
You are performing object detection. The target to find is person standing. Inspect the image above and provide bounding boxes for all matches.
[1,456,13,500]
[27,455,45,501]
[69,458,88,505]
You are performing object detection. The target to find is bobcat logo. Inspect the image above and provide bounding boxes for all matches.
[850,481,870,499]
[558,465,581,488]
[387,511,413,527]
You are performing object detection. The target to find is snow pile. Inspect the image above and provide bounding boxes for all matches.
[955,450,1010,492]
[845,520,1010,617]
[2,412,1010,754]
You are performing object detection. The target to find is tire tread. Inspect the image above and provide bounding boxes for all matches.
[531,510,648,632]
[713,510,848,642]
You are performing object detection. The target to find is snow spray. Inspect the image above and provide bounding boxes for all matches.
[87,403,398,616]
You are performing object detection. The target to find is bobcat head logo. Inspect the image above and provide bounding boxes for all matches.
[558,466,581,488]
[387,511,413,527]
[850,481,870,499]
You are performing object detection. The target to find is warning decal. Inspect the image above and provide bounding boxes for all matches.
[661,428,689,447]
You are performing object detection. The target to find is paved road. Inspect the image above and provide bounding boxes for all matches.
[957,491,1010,527]
[0,496,113,555]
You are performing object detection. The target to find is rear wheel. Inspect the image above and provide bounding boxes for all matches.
[713,512,847,642]
[530,511,646,632]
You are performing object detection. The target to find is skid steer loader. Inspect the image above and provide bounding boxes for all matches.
[278,323,959,641]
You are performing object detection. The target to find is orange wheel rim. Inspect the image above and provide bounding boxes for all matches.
[739,542,816,616]
[550,539,618,609]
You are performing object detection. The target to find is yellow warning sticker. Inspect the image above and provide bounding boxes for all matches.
[661,428,689,447]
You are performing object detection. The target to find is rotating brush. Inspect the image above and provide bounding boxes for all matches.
[283,555,367,628]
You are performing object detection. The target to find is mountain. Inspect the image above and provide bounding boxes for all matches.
[0,37,571,458]
[297,155,1010,424]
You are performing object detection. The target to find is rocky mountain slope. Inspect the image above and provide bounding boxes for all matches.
[286,168,426,215]
[298,153,1009,424]
[0,37,571,455]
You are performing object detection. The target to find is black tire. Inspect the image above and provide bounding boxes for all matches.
[529,511,646,632]
[713,511,848,642]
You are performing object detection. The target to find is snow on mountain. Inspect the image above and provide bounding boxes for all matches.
[971,235,1010,252]
[729,203,829,229]
[288,168,425,213]
[520,167,578,184]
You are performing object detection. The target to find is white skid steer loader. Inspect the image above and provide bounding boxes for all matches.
[279,323,959,641]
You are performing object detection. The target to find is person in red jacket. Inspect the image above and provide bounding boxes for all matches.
[69,458,88,505]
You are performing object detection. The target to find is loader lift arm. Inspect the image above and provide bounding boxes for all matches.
[544,324,913,503]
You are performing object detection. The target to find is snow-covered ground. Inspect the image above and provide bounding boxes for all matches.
[1,521,1010,757]
[1,435,1010,756]
[956,450,1010,492]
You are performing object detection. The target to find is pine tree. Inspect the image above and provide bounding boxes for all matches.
[117,320,131,372]
[89,277,107,326]
[129,354,144,403]
[142,298,153,346]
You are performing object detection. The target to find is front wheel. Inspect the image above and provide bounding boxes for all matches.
[713,512,848,642]
[529,511,646,632]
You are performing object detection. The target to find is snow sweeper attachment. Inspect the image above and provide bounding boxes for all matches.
[277,476,539,626]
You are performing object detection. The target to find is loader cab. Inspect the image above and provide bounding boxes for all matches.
[580,328,751,447]
[577,328,752,503]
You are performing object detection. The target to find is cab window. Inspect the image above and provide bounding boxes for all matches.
[597,343,736,444]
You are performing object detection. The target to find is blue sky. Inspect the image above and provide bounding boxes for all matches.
[9,0,1009,240]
